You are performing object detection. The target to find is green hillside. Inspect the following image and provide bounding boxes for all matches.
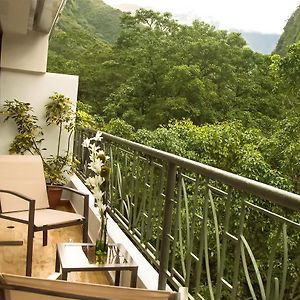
[55,0,121,43]
[48,0,122,108]
[275,5,300,55]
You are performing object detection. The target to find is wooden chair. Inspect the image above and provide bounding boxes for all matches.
[0,155,89,277]
[0,273,179,300]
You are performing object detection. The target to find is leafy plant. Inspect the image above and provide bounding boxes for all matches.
[2,100,44,155]
[1,93,77,185]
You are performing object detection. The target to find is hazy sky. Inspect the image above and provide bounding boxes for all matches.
[104,0,299,34]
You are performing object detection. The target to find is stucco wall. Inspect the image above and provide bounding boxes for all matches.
[0,70,79,156]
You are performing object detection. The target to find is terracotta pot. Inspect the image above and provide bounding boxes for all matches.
[47,186,63,209]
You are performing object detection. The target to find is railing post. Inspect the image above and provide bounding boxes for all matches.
[158,162,177,290]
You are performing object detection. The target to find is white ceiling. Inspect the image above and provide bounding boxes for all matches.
[0,0,65,35]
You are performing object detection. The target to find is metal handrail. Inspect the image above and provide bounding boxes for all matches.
[100,132,300,211]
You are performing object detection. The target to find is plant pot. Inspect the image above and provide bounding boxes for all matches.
[47,186,63,209]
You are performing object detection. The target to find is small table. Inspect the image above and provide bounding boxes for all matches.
[55,243,138,287]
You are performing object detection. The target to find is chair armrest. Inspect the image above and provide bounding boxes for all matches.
[46,185,89,199]
[0,190,35,230]
[60,186,89,198]
[46,185,89,227]
[0,189,35,204]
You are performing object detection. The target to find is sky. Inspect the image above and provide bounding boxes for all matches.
[104,0,300,34]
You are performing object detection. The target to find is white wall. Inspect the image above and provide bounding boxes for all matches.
[0,70,79,156]
[1,31,49,73]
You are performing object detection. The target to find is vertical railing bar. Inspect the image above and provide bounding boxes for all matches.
[203,180,215,300]
[108,146,114,207]
[216,187,232,299]
[240,239,258,300]
[240,235,266,300]
[265,226,281,299]
[156,166,167,257]
[169,171,181,278]
[145,160,155,243]
[158,162,177,290]
[182,177,191,263]
[279,223,288,300]
[132,155,140,229]
[194,178,206,295]
[138,161,150,243]
[208,189,221,276]
[231,194,246,299]
[185,175,200,288]
[128,153,138,230]
[122,150,130,218]
[178,175,187,279]
[116,162,124,214]
[274,277,280,300]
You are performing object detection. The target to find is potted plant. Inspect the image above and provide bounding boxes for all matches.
[44,93,77,208]
[1,93,77,208]
[82,131,110,262]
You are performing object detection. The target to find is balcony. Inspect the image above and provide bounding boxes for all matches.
[1,128,300,299]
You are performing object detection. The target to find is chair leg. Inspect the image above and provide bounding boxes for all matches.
[82,194,89,243]
[82,220,88,243]
[43,226,48,246]
[26,222,34,276]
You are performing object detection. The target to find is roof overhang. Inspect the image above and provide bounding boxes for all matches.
[0,0,66,35]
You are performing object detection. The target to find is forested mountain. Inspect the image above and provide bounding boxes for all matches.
[112,4,280,54]
[56,0,121,43]
[48,1,300,130]
[48,0,123,109]
[275,5,300,55]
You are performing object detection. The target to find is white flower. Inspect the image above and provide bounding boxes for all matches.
[85,176,96,187]
[91,131,103,142]
[84,131,110,220]
[94,174,105,186]
[88,158,104,173]
[99,203,107,213]
[95,197,107,213]
[97,150,105,156]
[93,189,105,201]
[89,143,100,154]
[82,138,90,148]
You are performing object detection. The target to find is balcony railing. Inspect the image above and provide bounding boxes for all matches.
[74,128,300,299]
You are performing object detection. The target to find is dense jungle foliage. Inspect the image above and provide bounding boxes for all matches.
[49,1,300,194]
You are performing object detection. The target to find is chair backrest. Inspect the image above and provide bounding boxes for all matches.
[0,155,49,213]
[0,273,178,300]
